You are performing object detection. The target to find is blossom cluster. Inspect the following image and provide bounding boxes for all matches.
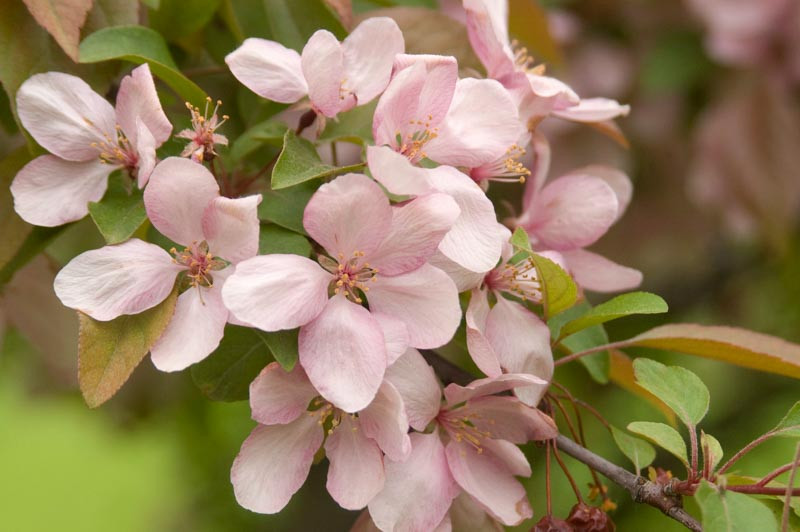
[11,1,638,528]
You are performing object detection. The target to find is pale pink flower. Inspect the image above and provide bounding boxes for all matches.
[231,362,411,513]
[515,134,642,292]
[176,96,229,162]
[225,17,404,118]
[367,349,557,530]
[353,493,503,532]
[222,173,462,412]
[53,157,261,371]
[463,0,629,126]
[11,64,172,227]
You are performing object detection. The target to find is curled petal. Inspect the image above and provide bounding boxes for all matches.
[443,373,547,406]
[302,30,349,117]
[386,348,442,431]
[133,118,157,188]
[115,64,172,146]
[325,415,385,510]
[202,194,262,263]
[225,38,308,103]
[465,289,502,378]
[367,145,435,197]
[249,363,317,426]
[561,249,643,293]
[359,381,412,461]
[464,0,516,80]
[552,97,630,123]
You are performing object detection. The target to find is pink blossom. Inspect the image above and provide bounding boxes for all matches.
[367,349,557,530]
[514,134,642,292]
[176,97,229,162]
[222,173,462,412]
[463,0,629,126]
[11,64,172,227]
[231,362,411,513]
[225,17,404,119]
[53,157,261,371]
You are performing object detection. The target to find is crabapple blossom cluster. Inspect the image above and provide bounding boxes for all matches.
[11,2,639,529]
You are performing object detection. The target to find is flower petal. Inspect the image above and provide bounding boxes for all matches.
[385,348,442,431]
[368,431,459,532]
[53,239,180,321]
[372,312,410,365]
[115,64,172,146]
[368,192,460,276]
[464,0,516,80]
[16,72,116,161]
[231,416,323,514]
[150,271,229,372]
[303,173,392,259]
[552,97,630,123]
[521,132,550,212]
[368,264,460,349]
[144,157,220,246]
[524,174,618,251]
[299,295,387,413]
[202,194,262,263]
[133,118,157,188]
[359,381,411,461]
[249,362,317,426]
[428,251,486,293]
[443,373,548,406]
[563,165,632,221]
[11,155,113,226]
[425,78,522,168]
[325,414,385,510]
[342,17,405,105]
[464,396,558,443]
[445,439,532,526]
[561,249,643,293]
[427,166,505,273]
[302,30,349,117]
[225,38,308,103]
[465,289,503,378]
[221,254,331,331]
[366,145,435,196]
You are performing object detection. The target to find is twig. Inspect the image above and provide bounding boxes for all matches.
[782,444,800,532]
[758,462,797,486]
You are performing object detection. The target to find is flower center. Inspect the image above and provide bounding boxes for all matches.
[485,255,543,302]
[89,123,138,172]
[319,251,379,304]
[170,241,227,289]
[511,39,547,75]
[438,408,495,454]
[470,143,531,184]
[396,115,439,163]
[181,97,229,162]
[308,397,356,435]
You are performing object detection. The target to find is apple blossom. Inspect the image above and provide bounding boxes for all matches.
[53,157,261,371]
[222,173,462,412]
[225,17,404,119]
[177,97,229,163]
[232,363,410,513]
[11,64,171,227]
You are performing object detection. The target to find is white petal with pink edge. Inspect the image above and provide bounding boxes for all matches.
[325,414,385,510]
[225,38,308,103]
[302,30,349,117]
[53,239,180,321]
[115,64,172,146]
[133,118,157,188]
[342,17,404,105]
[249,363,318,426]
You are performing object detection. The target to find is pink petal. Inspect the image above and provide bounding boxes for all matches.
[150,271,229,372]
[465,289,503,378]
[325,414,385,510]
[426,166,505,273]
[425,78,522,168]
[368,431,459,532]
[366,145,436,196]
[303,173,392,259]
[524,174,618,251]
[11,155,114,226]
[369,192,460,276]
[561,249,643,293]
[552,97,630,123]
[464,0,516,80]
[16,72,116,161]
[342,17,405,105]
[443,373,548,406]
[221,254,331,331]
[521,132,551,212]
[445,439,532,526]
[563,165,632,221]
[299,295,387,413]
[302,30,349,117]
[53,239,180,321]
[231,416,323,514]
[368,264,460,349]
[115,64,172,146]
[133,118,157,188]
[463,396,558,443]
[372,312,410,365]
[359,381,411,461]
[484,438,532,477]
[225,38,308,103]
[202,194,262,263]
[385,348,442,431]
[144,157,220,246]
[249,363,317,426]
[428,251,486,292]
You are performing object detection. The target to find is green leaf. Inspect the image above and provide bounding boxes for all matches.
[627,421,688,466]
[191,324,272,401]
[149,0,222,42]
[558,291,668,340]
[696,481,779,532]
[230,119,288,162]
[258,180,318,234]
[701,431,723,474]
[771,401,800,438]
[609,350,678,425]
[77,285,178,408]
[548,301,609,383]
[262,329,299,371]
[271,129,365,190]
[611,425,656,474]
[259,224,312,256]
[318,102,376,144]
[79,25,207,106]
[88,173,147,245]
[633,358,710,427]
[618,323,800,380]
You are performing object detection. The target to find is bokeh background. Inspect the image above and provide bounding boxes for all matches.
[1,0,799,530]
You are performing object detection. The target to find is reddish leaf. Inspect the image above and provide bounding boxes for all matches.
[22,0,93,61]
